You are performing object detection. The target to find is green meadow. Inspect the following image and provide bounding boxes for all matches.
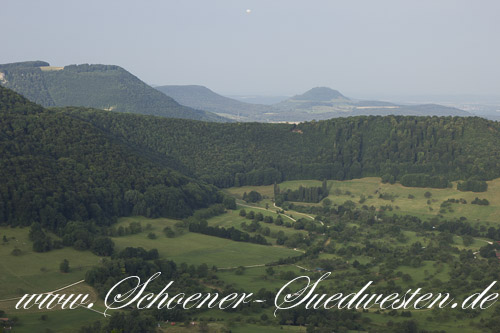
[111,217,300,268]
[4,308,102,333]
[226,177,500,224]
[2,177,500,332]
[209,207,308,238]
[0,227,105,332]
[0,226,101,299]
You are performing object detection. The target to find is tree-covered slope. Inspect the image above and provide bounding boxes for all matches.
[3,84,499,232]
[66,107,500,188]
[0,86,221,231]
[0,61,227,122]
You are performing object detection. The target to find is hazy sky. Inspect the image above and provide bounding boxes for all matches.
[2,0,499,98]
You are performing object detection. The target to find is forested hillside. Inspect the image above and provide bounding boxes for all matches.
[0,86,221,232]
[3,84,500,233]
[0,61,227,122]
[66,108,500,188]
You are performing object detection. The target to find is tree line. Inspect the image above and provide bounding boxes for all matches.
[274,180,329,204]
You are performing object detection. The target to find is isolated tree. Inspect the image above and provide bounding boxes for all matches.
[246,191,262,203]
[91,237,115,256]
[223,196,236,210]
[60,259,70,273]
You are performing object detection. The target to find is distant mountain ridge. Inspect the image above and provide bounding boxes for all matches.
[272,87,472,121]
[156,85,272,121]
[0,60,472,122]
[157,85,472,122]
[0,61,227,122]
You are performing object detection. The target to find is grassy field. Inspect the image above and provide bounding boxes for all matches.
[111,217,300,268]
[0,221,300,332]
[0,226,102,299]
[209,207,308,239]
[324,177,500,223]
[3,176,499,332]
[226,177,500,224]
[0,226,106,332]
[5,308,102,333]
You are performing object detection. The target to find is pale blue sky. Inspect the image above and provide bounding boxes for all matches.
[2,0,499,98]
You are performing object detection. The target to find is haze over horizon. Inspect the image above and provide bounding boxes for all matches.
[2,0,499,99]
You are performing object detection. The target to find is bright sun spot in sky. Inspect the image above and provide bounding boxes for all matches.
[246,9,252,14]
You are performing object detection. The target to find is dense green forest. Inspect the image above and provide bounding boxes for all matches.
[0,86,221,234]
[0,61,226,121]
[65,108,500,188]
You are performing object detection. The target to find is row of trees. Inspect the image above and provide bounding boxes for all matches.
[400,173,450,188]
[274,180,329,204]
[29,222,115,256]
[471,197,490,205]
[188,219,269,245]
[457,179,488,192]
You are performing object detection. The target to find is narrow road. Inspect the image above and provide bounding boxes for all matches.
[236,199,324,226]
[295,265,311,271]
[218,264,266,270]
[273,202,325,226]
[218,263,312,272]
[237,201,296,222]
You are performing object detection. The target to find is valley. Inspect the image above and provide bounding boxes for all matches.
[2,2,498,332]
[2,175,500,332]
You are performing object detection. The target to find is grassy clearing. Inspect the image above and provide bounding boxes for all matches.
[39,66,64,71]
[111,217,300,268]
[227,177,500,224]
[5,308,102,333]
[0,226,102,299]
[0,226,106,332]
[209,208,307,238]
[325,177,500,223]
